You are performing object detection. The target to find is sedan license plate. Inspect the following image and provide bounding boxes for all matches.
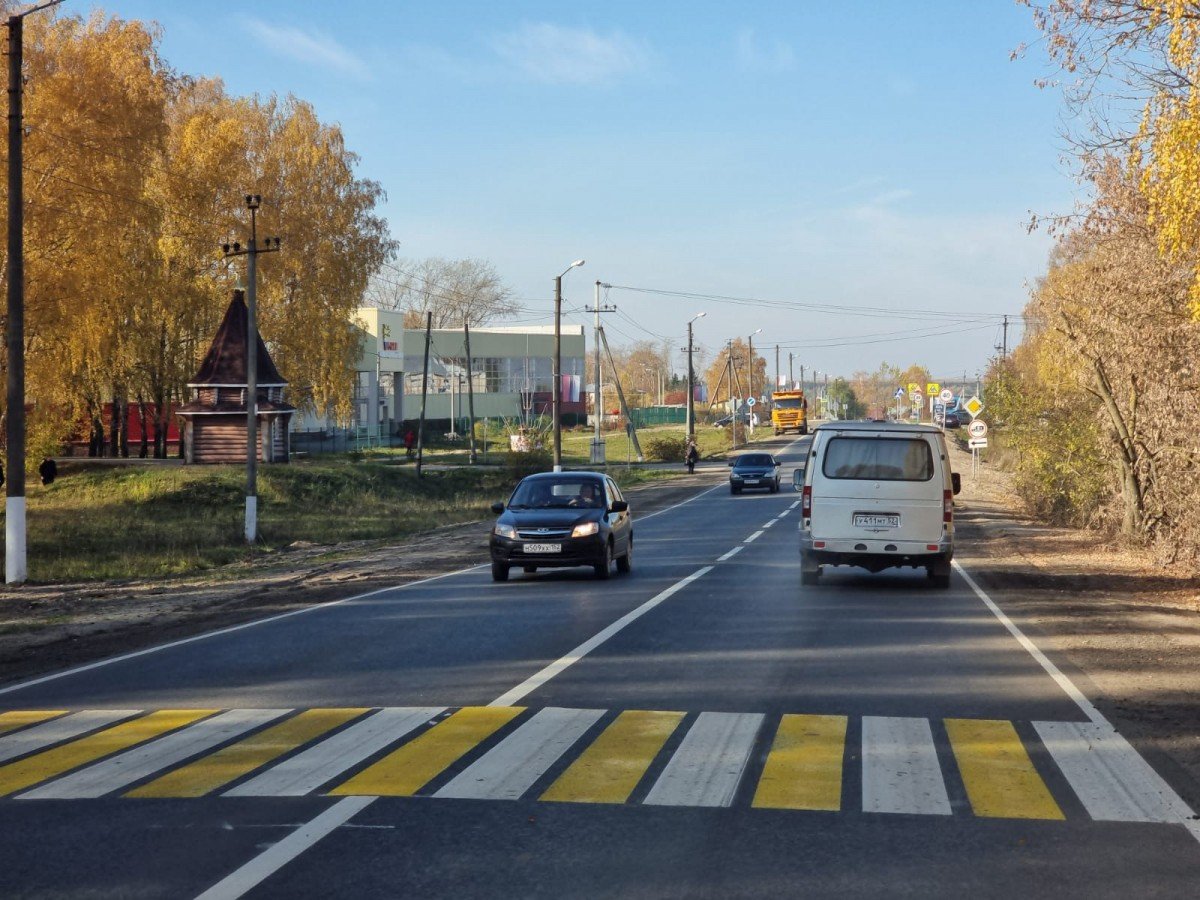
[854,513,900,529]
[743,478,759,485]
[523,542,562,553]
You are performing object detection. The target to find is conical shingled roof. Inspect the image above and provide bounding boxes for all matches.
[189,290,286,387]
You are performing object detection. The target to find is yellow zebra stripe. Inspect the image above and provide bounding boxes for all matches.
[945,718,1064,820]
[0,711,67,737]
[128,708,370,798]
[329,706,524,797]
[542,710,685,804]
[753,714,847,811]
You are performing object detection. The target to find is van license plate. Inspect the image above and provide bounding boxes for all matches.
[854,514,900,529]
[523,543,562,553]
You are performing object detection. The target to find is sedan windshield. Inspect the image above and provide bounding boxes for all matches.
[509,479,605,509]
[735,455,774,468]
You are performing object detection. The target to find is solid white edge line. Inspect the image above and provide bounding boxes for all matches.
[488,566,715,708]
[717,546,744,563]
[194,795,375,900]
[0,564,487,699]
[953,559,1200,843]
[744,531,764,544]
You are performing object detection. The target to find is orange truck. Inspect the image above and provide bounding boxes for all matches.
[771,389,808,435]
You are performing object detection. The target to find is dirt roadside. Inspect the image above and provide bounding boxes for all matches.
[949,439,1200,810]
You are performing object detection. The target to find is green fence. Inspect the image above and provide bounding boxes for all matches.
[630,406,687,427]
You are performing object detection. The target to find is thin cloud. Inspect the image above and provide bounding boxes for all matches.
[242,18,370,80]
[491,23,652,85]
[735,27,795,74]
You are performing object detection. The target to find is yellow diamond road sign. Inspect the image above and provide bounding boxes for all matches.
[926,382,940,396]
[964,395,984,417]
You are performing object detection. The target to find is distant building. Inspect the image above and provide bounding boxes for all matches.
[176,290,296,464]
[292,308,586,436]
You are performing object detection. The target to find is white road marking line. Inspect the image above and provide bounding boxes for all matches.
[194,795,375,900]
[955,560,1200,843]
[436,707,604,801]
[637,482,725,521]
[0,710,141,765]
[861,716,952,816]
[744,530,764,544]
[18,709,291,800]
[761,520,775,529]
[644,712,764,807]
[716,546,744,563]
[489,566,715,708]
[776,510,790,519]
[0,569,486,699]
[789,500,800,510]
[225,708,443,798]
[1034,721,1195,824]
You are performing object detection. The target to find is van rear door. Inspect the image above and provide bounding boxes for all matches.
[810,434,944,543]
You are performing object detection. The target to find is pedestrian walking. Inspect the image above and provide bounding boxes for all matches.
[38,457,57,486]
[404,428,416,460]
[685,440,699,474]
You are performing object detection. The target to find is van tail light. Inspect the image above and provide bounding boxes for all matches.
[802,485,812,518]
[943,489,953,524]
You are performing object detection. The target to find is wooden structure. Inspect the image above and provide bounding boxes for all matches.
[176,290,295,464]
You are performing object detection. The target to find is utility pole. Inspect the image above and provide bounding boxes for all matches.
[599,327,642,462]
[5,0,64,583]
[1001,314,1009,359]
[465,320,477,464]
[416,312,432,478]
[774,345,780,395]
[552,259,585,472]
[222,195,280,545]
[788,353,794,390]
[684,313,705,444]
[587,281,615,466]
[799,365,805,395]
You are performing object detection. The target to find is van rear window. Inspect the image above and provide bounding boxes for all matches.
[821,437,934,481]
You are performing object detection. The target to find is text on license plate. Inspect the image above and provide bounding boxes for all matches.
[853,514,900,529]
[523,542,562,553]
[743,479,759,484]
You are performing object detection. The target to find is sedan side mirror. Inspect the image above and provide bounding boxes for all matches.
[774,460,781,467]
[610,500,629,513]
[792,467,806,491]
[491,501,505,514]
[951,473,962,496]
[727,460,735,467]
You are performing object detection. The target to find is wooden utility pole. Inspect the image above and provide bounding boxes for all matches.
[599,327,643,462]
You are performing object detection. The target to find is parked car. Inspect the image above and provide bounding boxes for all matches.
[795,421,961,588]
[728,452,781,494]
[713,412,752,428]
[489,471,633,582]
[943,411,962,429]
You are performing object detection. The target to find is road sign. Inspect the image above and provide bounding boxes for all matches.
[964,395,984,417]
[939,388,953,403]
[968,419,988,439]
[907,382,921,396]
[933,402,945,414]
[746,396,756,407]
[926,382,940,396]
[893,387,906,400]
[968,437,988,449]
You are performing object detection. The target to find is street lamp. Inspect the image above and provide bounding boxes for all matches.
[685,313,705,444]
[553,258,585,472]
[747,328,762,432]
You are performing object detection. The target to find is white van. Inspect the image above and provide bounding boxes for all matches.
[794,421,961,588]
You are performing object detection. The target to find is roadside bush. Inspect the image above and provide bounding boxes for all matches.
[643,435,687,462]
[724,423,746,447]
[504,448,552,479]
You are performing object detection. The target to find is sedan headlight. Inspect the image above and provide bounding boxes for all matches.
[571,521,599,538]
[494,523,519,540]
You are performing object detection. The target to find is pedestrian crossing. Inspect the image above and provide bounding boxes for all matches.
[0,706,1192,829]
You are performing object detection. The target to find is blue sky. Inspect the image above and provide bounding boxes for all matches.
[85,0,1075,383]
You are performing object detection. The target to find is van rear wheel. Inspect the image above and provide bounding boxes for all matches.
[801,552,821,586]
[927,559,951,589]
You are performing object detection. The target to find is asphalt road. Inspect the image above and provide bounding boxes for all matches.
[0,434,1197,898]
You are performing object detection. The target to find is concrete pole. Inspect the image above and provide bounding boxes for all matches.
[5,14,26,582]
[245,205,259,544]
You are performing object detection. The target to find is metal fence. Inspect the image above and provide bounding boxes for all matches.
[629,406,687,428]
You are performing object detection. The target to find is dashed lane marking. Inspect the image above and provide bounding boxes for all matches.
[744,531,764,544]
[716,546,744,562]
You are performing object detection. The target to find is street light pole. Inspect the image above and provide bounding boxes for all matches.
[552,259,584,472]
[685,312,705,444]
[747,328,761,434]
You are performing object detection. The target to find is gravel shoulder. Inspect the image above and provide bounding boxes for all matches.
[949,439,1200,810]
